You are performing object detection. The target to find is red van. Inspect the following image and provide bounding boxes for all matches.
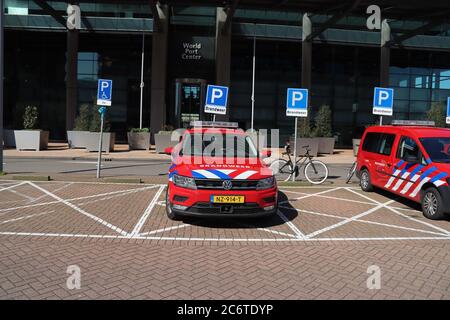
[357,122,450,220]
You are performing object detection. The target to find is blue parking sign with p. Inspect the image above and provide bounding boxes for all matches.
[97,79,113,106]
[205,85,228,115]
[286,88,308,117]
[446,97,450,125]
[373,87,393,116]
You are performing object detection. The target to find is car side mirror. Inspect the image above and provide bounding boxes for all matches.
[404,155,419,163]
[164,146,173,155]
[260,150,272,158]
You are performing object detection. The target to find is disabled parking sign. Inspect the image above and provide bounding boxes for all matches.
[97,79,113,106]
[286,88,308,117]
[447,97,450,125]
[205,85,228,115]
[373,87,394,116]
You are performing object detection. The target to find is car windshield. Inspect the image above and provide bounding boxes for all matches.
[180,133,258,158]
[419,137,450,163]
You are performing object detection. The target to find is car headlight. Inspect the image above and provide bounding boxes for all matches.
[173,174,197,190]
[256,176,275,190]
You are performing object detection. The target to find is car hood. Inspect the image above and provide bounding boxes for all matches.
[169,156,273,180]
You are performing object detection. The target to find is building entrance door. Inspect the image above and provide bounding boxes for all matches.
[174,78,207,128]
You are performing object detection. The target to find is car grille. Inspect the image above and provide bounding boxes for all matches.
[194,179,258,190]
[187,202,260,214]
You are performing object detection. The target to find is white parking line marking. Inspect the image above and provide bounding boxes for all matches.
[305,199,396,239]
[356,218,449,236]
[0,181,26,192]
[0,185,159,215]
[256,227,297,238]
[0,231,448,242]
[28,182,74,204]
[0,210,55,224]
[130,185,166,236]
[345,188,450,236]
[27,181,129,237]
[276,209,305,239]
[138,223,189,236]
[279,187,342,205]
[281,189,375,206]
[279,205,448,237]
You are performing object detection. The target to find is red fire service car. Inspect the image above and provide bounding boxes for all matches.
[357,120,450,220]
[164,121,277,220]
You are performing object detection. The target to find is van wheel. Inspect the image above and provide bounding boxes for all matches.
[165,187,181,221]
[360,169,373,192]
[421,187,445,220]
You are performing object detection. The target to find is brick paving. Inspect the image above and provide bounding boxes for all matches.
[0,180,449,299]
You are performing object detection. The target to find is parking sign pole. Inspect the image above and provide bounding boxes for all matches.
[380,116,383,126]
[96,113,104,179]
[292,117,298,182]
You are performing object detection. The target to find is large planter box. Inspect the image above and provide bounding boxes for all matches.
[289,138,319,157]
[14,130,49,151]
[3,129,16,147]
[317,137,335,155]
[85,132,115,152]
[155,133,178,153]
[127,132,151,151]
[352,139,361,157]
[67,131,90,149]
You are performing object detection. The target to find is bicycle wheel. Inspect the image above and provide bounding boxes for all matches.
[346,161,357,184]
[270,159,293,182]
[304,160,328,185]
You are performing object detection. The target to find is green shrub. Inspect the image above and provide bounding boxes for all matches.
[23,105,39,130]
[427,102,447,128]
[162,124,174,131]
[129,128,150,133]
[313,105,332,137]
[74,104,91,131]
[297,117,312,138]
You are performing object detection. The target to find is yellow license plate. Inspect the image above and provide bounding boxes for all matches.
[211,195,245,204]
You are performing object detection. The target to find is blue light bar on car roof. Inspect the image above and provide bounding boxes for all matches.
[391,120,435,126]
[190,121,239,128]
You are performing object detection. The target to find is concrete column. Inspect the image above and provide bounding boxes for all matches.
[66,28,78,131]
[214,7,231,121]
[380,19,391,87]
[150,4,168,134]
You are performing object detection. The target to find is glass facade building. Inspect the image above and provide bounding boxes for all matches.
[3,1,450,145]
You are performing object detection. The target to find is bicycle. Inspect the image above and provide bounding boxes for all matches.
[269,143,329,184]
[346,161,357,184]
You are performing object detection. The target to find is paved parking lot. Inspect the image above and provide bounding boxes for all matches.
[0,180,449,299]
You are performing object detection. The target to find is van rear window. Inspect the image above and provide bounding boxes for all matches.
[362,132,395,156]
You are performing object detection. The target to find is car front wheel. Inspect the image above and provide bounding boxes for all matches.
[165,187,181,221]
[421,187,445,220]
[360,169,373,192]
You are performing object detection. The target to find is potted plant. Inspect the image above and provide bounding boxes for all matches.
[85,108,115,152]
[14,106,49,151]
[67,104,91,149]
[155,124,178,153]
[427,101,447,128]
[128,127,151,150]
[313,105,335,155]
